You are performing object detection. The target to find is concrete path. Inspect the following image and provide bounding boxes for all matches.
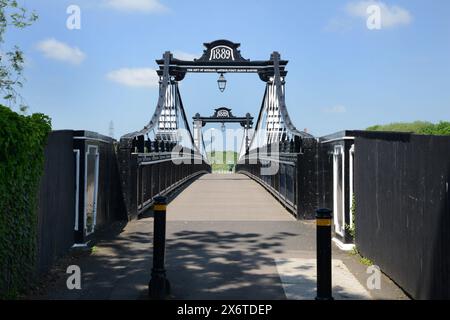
[165,174,369,299]
[30,174,407,300]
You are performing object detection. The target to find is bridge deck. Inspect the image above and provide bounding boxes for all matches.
[168,174,294,221]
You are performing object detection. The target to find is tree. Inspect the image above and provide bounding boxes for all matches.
[0,0,38,111]
[367,121,450,136]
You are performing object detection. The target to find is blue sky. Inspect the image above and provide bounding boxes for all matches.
[4,0,450,138]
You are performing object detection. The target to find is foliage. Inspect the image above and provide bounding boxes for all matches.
[350,247,374,266]
[0,0,38,110]
[360,256,374,266]
[345,194,356,239]
[419,121,450,136]
[208,151,238,172]
[367,121,450,136]
[0,105,51,299]
[346,194,375,266]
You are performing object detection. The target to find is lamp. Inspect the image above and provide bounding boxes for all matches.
[217,73,227,92]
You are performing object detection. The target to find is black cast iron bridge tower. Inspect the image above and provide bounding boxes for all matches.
[193,108,254,156]
[119,40,316,221]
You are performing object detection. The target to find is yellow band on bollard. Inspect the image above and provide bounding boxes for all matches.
[316,218,332,226]
[153,204,167,212]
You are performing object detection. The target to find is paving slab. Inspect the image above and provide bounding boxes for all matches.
[275,258,372,300]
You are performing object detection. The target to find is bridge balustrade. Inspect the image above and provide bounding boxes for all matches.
[119,136,210,220]
[137,151,209,212]
[236,140,318,219]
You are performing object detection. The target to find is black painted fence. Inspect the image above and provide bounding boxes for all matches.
[354,133,450,300]
[37,130,126,273]
[37,131,76,274]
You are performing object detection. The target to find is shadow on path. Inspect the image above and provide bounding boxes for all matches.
[165,229,305,300]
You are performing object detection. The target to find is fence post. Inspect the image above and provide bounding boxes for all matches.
[148,196,170,299]
[118,137,138,220]
[296,153,302,219]
[316,208,333,300]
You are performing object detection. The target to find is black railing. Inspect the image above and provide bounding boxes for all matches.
[118,137,210,220]
[137,151,209,213]
[236,139,318,219]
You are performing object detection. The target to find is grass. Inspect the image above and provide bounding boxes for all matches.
[360,257,374,266]
[351,247,374,266]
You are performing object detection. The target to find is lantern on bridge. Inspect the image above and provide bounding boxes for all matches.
[217,73,227,92]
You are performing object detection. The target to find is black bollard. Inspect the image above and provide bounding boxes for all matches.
[148,196,170,299]
[315,208,334,300]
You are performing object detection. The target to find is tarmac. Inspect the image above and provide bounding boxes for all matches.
[30,174,409,300]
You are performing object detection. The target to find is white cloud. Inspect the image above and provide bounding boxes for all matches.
[346,1,412,28]
[323,105,347,114]
[36,38,86,65]
[104,0,168,13]
[106,68,159,88]
[173,51,199,61]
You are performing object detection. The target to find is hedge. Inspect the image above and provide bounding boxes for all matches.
[0,105,51,298]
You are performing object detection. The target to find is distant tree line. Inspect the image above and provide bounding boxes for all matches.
[207,151,238,172]
[367,121,450,136]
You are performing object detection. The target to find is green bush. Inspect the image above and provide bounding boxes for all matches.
[0,105,51,299]
[345,194,356,240]
[366,121,450,136]
[420,121,450,136]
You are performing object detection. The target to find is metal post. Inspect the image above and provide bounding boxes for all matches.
[316,208,333,300]
[137,135,145,153]
[245,114,250,155]
[148,196,170,299]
